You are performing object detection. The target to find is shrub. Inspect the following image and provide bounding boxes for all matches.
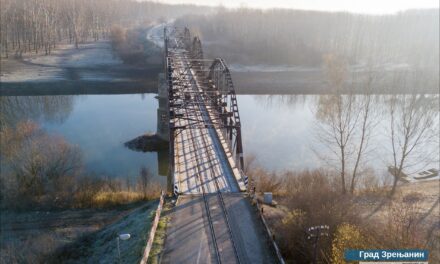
[331,224,376,264]
[248,167,283,194]
[0,121,82,209]
[110,26,146,65]
[273,170,364,263]
[110,26,126,49]
[0,121,160,210]
[381,194,426,248]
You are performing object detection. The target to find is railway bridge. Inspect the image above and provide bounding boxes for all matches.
[164,27,247,195]
[158,27,280,264]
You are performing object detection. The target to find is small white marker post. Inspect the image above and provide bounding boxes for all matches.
[117,233,131,263]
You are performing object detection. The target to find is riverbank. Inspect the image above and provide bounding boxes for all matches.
[0,202,154,263]
[0,40,161,95]
[49,201,158,263]
[232,68,440,94]
[258,178,439,262]
[3,36,438,96]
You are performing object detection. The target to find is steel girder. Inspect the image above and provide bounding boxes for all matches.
[165,27,245,171]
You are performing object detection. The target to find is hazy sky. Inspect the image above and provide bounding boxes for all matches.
[151,0,439,14]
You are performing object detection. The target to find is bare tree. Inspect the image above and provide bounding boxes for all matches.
[138,167,152,198]
[316,54,357,194]
[316,54,378,194]
[387,84,439,197]
[243,153,257,175]
[348,67,378,193]
[0,0,210,58]
[0,121,82,208]
[349,94,373,193]
[175,9,439,72]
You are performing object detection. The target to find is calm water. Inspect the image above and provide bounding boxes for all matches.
[1,93,438,186]
[1,94,167,186]
[241,94,439,177]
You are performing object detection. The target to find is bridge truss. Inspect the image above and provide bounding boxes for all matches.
[164,27,245,190]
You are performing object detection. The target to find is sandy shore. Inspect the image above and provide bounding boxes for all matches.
[0,41,161,95]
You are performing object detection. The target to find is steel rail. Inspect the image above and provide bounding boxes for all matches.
[168,28,245,263]
[174,54,223,264]
[183,56,243,264]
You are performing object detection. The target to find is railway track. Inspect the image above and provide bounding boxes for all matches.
[162,27,281,264]
[174,53,242,264]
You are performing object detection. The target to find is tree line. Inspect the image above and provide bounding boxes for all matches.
[176,8,439,67]
[0,0,211,58]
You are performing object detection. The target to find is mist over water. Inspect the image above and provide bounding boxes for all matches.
[2,93,437,185]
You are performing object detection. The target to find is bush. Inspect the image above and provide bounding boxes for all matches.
[110,26,126,48]
[331,224,376,264]
[110,26,146,65]
[0,121,81,209]
[0,121,160,210]
[249,167,283,194]
[271,170,364,263]
[380,194,426,248]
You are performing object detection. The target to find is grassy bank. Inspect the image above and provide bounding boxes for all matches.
[0,201,152,263]
[49,200,158,263]
[147,200,173,264]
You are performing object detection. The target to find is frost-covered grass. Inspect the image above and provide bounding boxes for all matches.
[147,201,172,264]
[51,200,158,264]
[0,204,144,263]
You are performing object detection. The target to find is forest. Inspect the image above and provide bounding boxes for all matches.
[0,0,210,58]
[2,0,438,68]
[176,8,439,67]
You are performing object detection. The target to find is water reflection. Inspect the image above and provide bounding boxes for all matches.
[1,93,437,187]
[0,94,167,188]
[254,94,312,109]
[239,94,439,182]
[0,96,75,126]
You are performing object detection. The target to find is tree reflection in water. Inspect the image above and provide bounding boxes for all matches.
[0,95,75,127]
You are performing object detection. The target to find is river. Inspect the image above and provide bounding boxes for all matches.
[1,93,438,189]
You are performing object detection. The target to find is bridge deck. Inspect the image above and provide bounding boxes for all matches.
[171,50,245,194]
[161,27,280,264]
[162,194,278,264]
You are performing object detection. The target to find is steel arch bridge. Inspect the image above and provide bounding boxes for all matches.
[164,27,247,195]
[158,26,283,264]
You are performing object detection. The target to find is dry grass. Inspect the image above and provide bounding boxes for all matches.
[91,191,146,208]
[1,232,59,263]
[251,168,439,263]
[148,201,172,264]
[249,166,283,195]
